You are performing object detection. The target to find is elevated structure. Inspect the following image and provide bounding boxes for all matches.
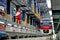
[51,0,60,32]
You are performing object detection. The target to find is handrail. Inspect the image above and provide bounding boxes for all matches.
[0,18,40,35]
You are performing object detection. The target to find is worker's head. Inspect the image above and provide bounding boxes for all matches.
[17,7,21,12]
[14,8,16,11]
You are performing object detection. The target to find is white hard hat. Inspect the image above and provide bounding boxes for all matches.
[14,8,16,10]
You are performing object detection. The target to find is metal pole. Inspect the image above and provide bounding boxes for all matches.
[32,18,33,29]
[52,21,56,40]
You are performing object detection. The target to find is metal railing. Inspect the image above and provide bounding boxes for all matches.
[0,18,41,35]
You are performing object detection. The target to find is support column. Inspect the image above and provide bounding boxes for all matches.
[29,16,30,27]
[31,0,34,13]
[25,13,27,27]
[32,19,34,29]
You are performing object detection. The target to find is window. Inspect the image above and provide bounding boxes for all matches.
[40,22,51,26]
[53,12,60,15]
[53,19,59,22]
[53,11,60,15]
